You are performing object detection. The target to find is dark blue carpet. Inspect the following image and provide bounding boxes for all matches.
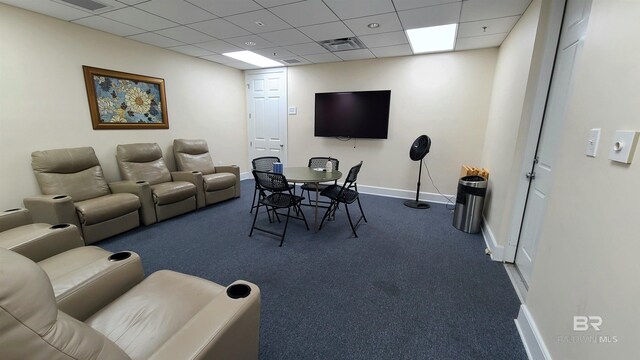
[99,179,526,360]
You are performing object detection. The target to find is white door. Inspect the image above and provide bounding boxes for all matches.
[515,0,592,285]
[246,68,288,167]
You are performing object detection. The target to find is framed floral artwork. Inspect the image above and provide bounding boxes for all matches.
[83,66,169,129]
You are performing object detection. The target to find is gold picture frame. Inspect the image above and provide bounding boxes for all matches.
[83,66,169,129]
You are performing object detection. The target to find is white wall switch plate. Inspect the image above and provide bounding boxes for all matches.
[608,130,639,164]
[288,106,297,115]
[585,128,601,157]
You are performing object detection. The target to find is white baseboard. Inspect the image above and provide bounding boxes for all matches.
[481,216,504,262]
[240,172,252,181]
[515,305,552,360]
[357,184,455,205]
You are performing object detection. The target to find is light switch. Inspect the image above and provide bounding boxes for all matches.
[608,130,639,164]
[288,106,297,115]
[585,128,601,157]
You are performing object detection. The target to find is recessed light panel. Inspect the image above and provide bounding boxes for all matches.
[406,24,457,54]
[222,51,282,68]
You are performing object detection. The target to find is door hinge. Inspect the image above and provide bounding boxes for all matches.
[247,83,250,89]
[526,171,536,180]
[250,141,252,147]
[249,113,251,119]
[533,156,539,164]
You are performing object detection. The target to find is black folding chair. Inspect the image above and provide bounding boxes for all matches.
[300,157,339,206]
[319,161,367,237]
[250,156,280,213]
[250,170,309,247]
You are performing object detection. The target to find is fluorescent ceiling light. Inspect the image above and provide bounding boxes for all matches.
[406,24,457,54]
[222,50,282,68]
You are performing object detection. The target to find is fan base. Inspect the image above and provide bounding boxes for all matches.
[404,200,430,209]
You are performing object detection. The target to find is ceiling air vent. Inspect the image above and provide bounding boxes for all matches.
[52,0,110,12]
[318,37,366,52]
[282,59,302,64]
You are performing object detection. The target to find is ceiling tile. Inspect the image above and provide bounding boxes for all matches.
[335,49,375,61]
[168,45,216,56]
[369,44,412,57]
[155,26,216,43]
[298,21,354,42]
[392,0,460,11]
[185,0,262,17]
[358,31,408,48]
[188,18,251,38]
[455,33,507,51]
[116,0,147,4]
[269,0,338,27]
[397,2,461,29]
[458,16,519,38]
[254,48,297,58]
[200,54,238,64]
[0,0,91,20]
[344,12,403,36]
[194,39,243,53]
[72,15,146,36]
[259,28,312,46]
[224,34,276,50]
[303,53,342,63]
[102,7,178,31]
[127,32,184,47]
[224,9,292,33]
[284,42,329,56]
[323,0,395,20]
[136,0,217,24]
[253,0,300,7]
[461,0,531,22]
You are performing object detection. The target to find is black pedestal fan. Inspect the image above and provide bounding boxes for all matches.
[404,135,432,209]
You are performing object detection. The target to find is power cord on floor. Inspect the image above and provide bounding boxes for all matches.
[423,160,456,210]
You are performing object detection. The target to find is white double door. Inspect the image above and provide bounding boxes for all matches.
[245,68,288,168]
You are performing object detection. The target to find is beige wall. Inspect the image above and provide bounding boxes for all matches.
[480,0,541,247]
[287,49,497,196]
[0,4,247,210]
[525,0,640,358]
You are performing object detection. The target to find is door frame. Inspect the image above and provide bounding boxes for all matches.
[503,0,567,263]
[245,67,288,170]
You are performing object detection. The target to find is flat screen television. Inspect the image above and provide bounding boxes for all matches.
[314,90,391,139]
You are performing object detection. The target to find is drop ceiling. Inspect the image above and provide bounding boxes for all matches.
[0,0,533,70]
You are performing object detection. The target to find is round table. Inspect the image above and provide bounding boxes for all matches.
[283,167,342,231]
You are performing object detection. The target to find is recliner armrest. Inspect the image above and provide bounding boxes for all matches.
[109,180,156,226]
[215,165,241,198]
[148,280,261,360]
[0,208,32,232]
[23,195,80,228]
[172,171,205,208]
[0,223,84,262]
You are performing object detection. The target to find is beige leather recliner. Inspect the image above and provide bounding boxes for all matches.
[0,247,261,360]
[116,143,197,224]
[24,147,143,244]
[0,207,83,262]
[173,139,240,208]
[0,208,144,321]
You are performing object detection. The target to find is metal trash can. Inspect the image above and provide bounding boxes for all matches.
[453,175,487,233]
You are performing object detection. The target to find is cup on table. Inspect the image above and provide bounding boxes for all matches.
[273,162,283,174]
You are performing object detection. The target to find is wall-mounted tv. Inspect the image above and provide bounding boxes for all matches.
[314,90,391,139]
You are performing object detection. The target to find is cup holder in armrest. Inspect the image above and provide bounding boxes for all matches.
[136,181,147,184]
[53,195,68,200]
[50,224,70,230]
[108,251,132,262]
[226,283,251,299]
[4,208,20,212]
